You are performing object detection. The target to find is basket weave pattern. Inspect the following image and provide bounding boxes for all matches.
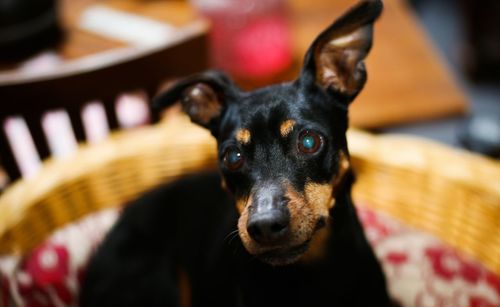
[349,130,500,275]
[0,116,498,276]
[0,116,217,256]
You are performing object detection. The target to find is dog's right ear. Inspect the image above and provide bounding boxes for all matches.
[153,70,239,133]
[299,0,383,103]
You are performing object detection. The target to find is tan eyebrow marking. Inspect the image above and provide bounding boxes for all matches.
[280,119,296,137]
[236,129,251,144]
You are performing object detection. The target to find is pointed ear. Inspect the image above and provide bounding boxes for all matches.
[300,0,383,102]
[153,70,239,131]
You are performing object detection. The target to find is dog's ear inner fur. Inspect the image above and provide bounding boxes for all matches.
[180,83,222,127]
[301,0,383,101]
[153,70,238,131]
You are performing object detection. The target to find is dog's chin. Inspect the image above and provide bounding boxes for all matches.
[256,242,310,266]
[246,217,328,266]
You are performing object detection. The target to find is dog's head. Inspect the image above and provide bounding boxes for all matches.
[155,0,382,265]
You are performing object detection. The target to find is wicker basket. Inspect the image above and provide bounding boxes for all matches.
[0,115,498,276]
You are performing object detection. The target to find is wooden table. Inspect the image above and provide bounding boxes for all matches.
[0,0,203,71]
[57,0,201,60]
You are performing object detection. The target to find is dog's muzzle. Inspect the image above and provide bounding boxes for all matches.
[246,184,290,245]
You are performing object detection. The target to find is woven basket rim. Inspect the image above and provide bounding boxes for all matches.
[0,115,498,274]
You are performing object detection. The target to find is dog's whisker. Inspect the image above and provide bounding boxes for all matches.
[224,229,239,243]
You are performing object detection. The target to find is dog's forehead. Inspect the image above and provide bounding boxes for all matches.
[219,82,339,146]
[231,85,300,139]
[239,84,301,115]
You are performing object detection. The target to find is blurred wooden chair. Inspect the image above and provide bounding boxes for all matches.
[0,20,208,182]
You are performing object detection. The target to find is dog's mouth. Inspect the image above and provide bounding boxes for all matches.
[257,241,310,266]
[244,216,328,266]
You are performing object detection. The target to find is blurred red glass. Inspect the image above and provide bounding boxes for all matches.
[191,0,293,80]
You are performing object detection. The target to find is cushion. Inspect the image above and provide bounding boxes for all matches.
[1,206,499,306]
[0,209,118,307]
[357,206,500,307]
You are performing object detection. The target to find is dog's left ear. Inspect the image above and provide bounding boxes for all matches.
[300,0,383,102]
[153,70,239,134]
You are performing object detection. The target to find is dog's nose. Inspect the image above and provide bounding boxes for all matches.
[247,208,290,244]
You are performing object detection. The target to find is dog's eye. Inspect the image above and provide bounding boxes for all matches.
[298,130,322,154]
[224,147,245,171]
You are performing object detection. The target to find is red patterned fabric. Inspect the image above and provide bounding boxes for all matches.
[0,206,498,306]
[357,206,500,307]
[17,243,73,307]
[0,209,118,307]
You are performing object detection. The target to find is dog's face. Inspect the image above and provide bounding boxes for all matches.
[214,83,353,266]
[155,0,382,265]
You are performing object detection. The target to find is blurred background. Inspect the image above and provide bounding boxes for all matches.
[0,0,499,188]
[388,0,500,151]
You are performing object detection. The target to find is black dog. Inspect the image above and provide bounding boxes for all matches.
[80,1,390,306]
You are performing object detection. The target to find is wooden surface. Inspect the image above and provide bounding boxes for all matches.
[238,0,469,128]
[0,0,200,67]
[57,0,200,60]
